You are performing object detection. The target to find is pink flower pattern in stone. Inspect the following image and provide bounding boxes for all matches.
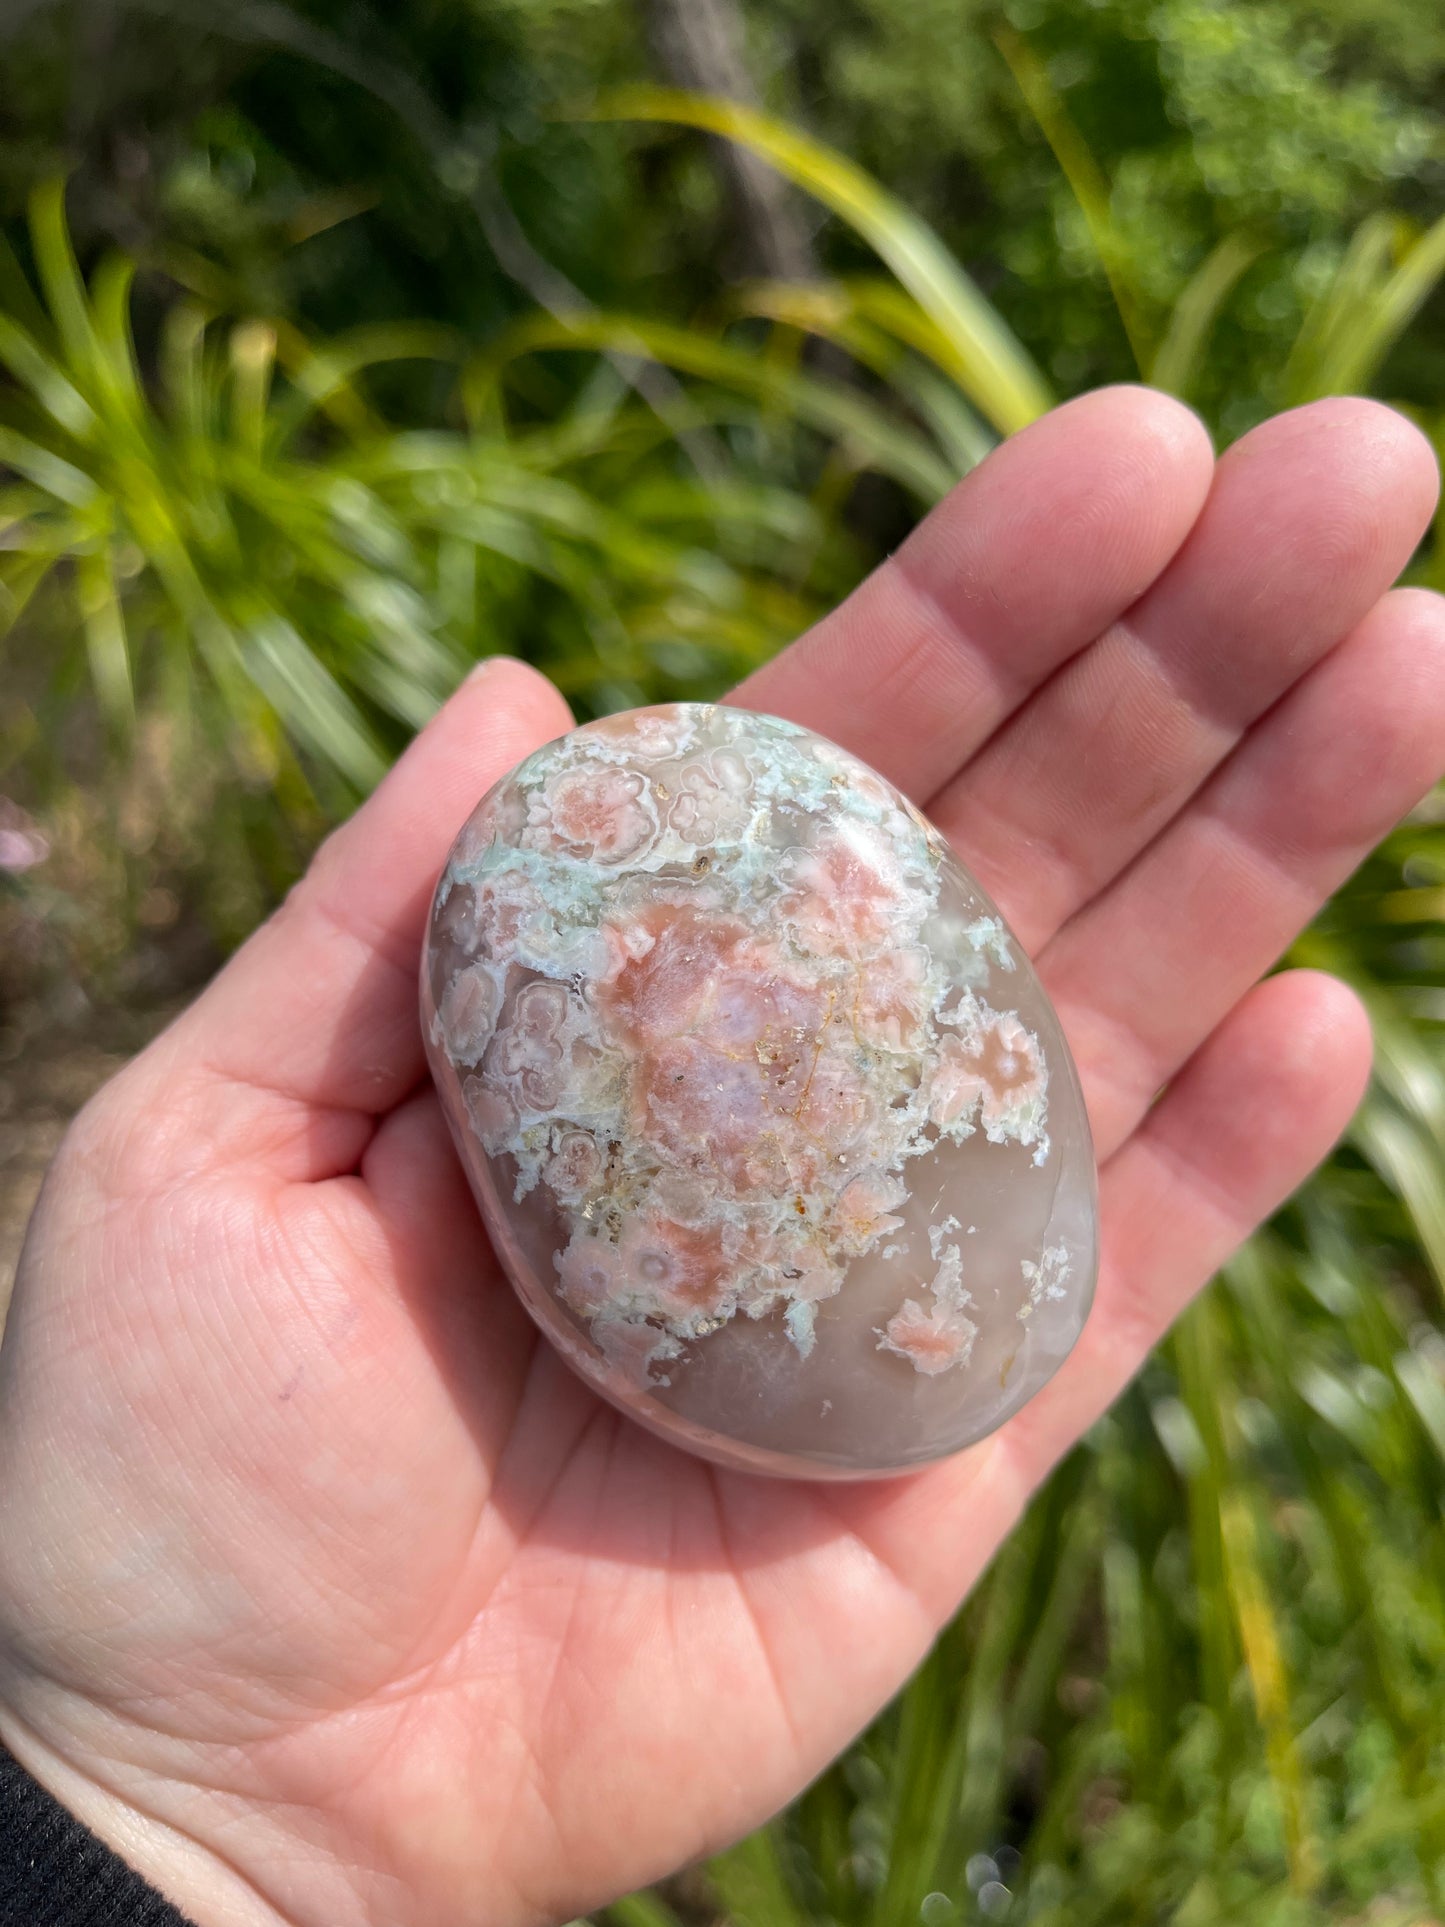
[531,764,657,864]
[544,1128,603,1204]
[473,868,549,955]
[831,1172,908,1256]
[555,1233,625,1315]
[489,980,571,1112]
[462,1075,517,1154]
[615,1213,733,1322]
[852,946,931,1052]
[668,748,755,844]
[437,964,500,1062]
[930,1001,1047,1144]
[880,1296,977,1376]
[778,822,916,957]
[424,702,1079,1434]
[585,706,697,762]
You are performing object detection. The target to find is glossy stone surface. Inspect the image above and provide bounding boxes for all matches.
[423,704,1097,1478]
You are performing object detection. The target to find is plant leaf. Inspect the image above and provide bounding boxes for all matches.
[588,87,1053,435]
[1149,231,1268,400]
[75,543,135,734]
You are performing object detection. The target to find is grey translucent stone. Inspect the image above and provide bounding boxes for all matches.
[422,703,1097,1478]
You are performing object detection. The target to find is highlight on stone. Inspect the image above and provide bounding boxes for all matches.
[422,703,1098,1477]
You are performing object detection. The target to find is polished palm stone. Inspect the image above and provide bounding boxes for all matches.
[422,703,1097,1478]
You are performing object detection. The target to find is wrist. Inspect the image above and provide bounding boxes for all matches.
[0,1707,295,1927]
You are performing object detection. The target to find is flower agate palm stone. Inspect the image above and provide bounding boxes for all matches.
[422,704,1097,1477]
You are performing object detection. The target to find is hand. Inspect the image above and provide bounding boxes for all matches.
[0,388,1440,1927]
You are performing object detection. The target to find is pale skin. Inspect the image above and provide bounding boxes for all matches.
[1,385,1444,1927]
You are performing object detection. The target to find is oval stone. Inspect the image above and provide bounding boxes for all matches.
[422,703,1097,1477]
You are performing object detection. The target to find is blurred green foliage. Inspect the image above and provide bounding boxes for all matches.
[5,0,1443,425]
[0,176,852,782]
[4,3,1445,1922]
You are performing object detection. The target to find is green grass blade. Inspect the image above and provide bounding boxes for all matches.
[589,87,1053,434]
[27,180,107,403]
[237,607,387,790]
[1282,213,1398,405]
[1304,208,1445,398]
[1005,1457,1101,1756]
[1354,1097,1445,1303]
[1226,1231,1421,1745]
[0,314,97,440]
[1295,929,1445,1302]
[0,424,98,507]
[1171,1306,1240,1755]
[602,1892,686,1927]
[90,253,147,426]
[706,1825,807,1927]
[341,644,445,732]
[878,360,994,477]
[745,273,1003,399]
[230,320,278,459]
[474,313,957,503]
[1217,1483,1317,1892]
[0,552,57,640]
[75,544,134,735]
[1393,1347,1445,1462]
[737,279,995,472]
[1149,232,1268,401]
[160,303,214,441]
[993,23,1151,372]
[874,1650,952,1924]
[267,321,463,450]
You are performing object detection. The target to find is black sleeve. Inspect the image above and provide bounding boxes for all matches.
[0,1747,197,1925]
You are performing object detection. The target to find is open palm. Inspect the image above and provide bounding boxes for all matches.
[1,387,1443,1927]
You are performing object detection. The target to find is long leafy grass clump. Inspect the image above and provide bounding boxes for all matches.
[0,180,861,812]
